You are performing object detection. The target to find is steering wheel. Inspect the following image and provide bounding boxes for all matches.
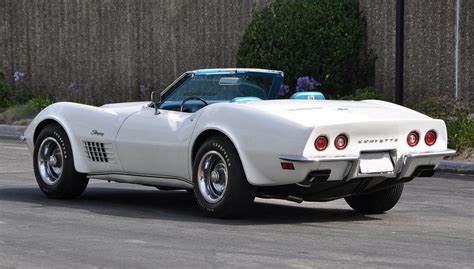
[180,96,209,112]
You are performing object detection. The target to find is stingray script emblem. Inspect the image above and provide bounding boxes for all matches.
[90,130,104,136]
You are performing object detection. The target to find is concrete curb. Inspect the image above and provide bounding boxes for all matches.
[0,124,26,140]
[437,160,474,175]
[0,124,473,175]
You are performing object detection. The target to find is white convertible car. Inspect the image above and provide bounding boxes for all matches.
[23,68,455,218]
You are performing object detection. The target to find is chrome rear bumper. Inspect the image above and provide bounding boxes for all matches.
[279,149,456,180]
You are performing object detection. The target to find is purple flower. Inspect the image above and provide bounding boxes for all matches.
[68,81,80,98]
[13,71,25,81]
[296,76,321,92]
[278,84,290,96]
[139,85,146,96]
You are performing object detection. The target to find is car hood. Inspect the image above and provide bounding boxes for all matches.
[241,99,432,126]
[100,101,150,117]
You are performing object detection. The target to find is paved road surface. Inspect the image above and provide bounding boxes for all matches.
[0,139,472,268]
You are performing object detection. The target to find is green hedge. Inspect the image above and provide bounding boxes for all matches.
[340,87,390,101]
[0,69,11,108]
[411,96,473,152]
[0,96,54,125]
[237,0,373,97]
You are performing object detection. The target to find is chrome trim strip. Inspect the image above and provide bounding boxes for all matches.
[88,172,191,184]
[279,154,359,163]
[88,173,193,189]
[407,149,456,158]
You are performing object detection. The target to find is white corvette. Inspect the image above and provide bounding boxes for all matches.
[23,68,455,218]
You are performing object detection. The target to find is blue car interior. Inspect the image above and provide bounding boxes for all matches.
[290,92,325,100]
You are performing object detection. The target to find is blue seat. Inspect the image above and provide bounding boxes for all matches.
[290,92,325,100]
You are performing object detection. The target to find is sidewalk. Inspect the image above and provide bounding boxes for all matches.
[0,124,26,140]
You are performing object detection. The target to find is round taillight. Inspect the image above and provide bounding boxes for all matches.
[425,130,437,146]
[334,134,348,150]
[315,135,328,151]
[407,131,419,147]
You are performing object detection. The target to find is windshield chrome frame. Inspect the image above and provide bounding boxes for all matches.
[159,72,192,100]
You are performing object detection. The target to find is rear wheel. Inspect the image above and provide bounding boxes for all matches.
[345,183,404,214]
[193,135,256,218]
[33,124,89,199]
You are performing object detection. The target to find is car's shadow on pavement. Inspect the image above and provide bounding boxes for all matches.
[0,186,380,225]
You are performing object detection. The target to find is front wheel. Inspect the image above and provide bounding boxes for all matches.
[193,135,256,218]
[33,123,89,199]
[345,183,404,214]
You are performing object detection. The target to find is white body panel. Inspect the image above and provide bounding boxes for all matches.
[24,99,452,187]
[115,107,195,181]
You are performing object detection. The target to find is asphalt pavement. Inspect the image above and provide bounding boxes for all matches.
[0,138,472,268]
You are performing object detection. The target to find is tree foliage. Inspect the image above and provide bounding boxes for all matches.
[237,0,374,96]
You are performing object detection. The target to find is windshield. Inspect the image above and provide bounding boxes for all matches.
[165,73,275,102]
[158,70,283,112]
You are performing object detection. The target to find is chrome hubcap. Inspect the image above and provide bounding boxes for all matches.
[49,155,57,166]
[37,137,64,185]
[197,150,228,203]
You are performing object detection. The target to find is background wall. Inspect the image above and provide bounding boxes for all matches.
[360,0,472,107]
[1,0,472,107]
[0,0,268,104]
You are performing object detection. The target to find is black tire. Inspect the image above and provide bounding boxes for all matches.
[33,123,89,199]
[345,183,404,214]
[193,135,256,218]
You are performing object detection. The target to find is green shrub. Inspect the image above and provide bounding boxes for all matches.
[0,96,53,125]
[411,96,457,122]
[445,110,474,152]
[411,96,473,152]
[0,103,37,124]
[27,96,54,111]
[0,69,12,108]
[340,87,390,101]
[237,0,374,97]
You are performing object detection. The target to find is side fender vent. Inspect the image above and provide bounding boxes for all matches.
[84,141,115,163]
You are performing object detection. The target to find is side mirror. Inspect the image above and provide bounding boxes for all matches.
[151,91,161,115]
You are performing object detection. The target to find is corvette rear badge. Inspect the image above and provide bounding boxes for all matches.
[358,138,398,144]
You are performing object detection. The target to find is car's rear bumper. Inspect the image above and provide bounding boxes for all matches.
[279,149,456,184]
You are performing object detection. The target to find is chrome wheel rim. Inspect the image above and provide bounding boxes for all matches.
[37,137,64,185]
[197,150,228,203]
